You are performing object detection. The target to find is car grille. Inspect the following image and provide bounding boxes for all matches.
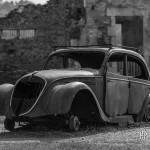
[11,76,45,116]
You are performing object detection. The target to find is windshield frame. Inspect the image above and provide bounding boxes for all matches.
[43,49,106,70]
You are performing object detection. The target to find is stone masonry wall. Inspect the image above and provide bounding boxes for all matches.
[80,0,150,68]
[0,0,71,84]
[0,0,86,84]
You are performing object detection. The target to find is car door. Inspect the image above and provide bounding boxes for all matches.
[105,52,129,117]
[127,54,150,114]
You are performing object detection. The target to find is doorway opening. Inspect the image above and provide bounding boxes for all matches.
[116,16,143,53]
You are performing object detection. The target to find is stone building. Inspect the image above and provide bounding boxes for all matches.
[78,0,150,65]
[0,0,150,83]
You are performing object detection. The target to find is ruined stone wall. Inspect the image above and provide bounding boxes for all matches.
[0,0,87,84]
[1,0,150,84]
[80,0,111,46]
[107,0,150,66]
[81,0,150,68]
[0,0,70,84]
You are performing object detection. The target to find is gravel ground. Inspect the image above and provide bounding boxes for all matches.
[0,117,150,150]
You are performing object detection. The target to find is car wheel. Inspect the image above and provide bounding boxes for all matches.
[69,115,80,131]
[144,104,150,122]
[4,118,15,131]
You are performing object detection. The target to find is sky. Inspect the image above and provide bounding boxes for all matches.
[3,0,48,4]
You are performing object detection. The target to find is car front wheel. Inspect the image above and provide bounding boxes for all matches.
[4,118,15,131]
[69,115,80,131]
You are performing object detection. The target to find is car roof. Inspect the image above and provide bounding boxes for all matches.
[50,46,145,63]
[109,47,142,56]
[50,46,142,57]
[54,47,109,53]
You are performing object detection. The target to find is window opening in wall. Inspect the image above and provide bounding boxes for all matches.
[116,16,143,51]
[0,29,35,40]
[1,30,17,40]
[19,29,35,39]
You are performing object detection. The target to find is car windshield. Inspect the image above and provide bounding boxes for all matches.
[44,51,105,70]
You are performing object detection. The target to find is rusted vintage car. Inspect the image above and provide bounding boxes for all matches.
[3,46,150,131]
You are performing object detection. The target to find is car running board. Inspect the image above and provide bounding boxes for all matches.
[109,115,134,127]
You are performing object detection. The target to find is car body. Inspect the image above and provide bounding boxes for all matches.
[3,46,150,131]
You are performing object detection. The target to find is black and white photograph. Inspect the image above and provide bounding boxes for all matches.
[0,0,149,149]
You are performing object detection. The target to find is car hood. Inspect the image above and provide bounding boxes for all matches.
[26,69,97,82]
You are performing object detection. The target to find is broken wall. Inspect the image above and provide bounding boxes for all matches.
[0,0,70,83]
[81,0,150,67]
[1,0,150,83]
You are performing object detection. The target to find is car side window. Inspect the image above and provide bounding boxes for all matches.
[127,55,148,80]
[107,53,125,75]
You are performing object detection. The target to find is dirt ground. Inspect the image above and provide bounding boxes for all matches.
[0,117,150,150]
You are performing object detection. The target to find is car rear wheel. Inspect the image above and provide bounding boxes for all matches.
[4,118,15,131]
[69,115,80,131]
[143,104,150,122]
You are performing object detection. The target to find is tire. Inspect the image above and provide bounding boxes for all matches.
[69,115,80,131]
[4,118,15,131]
[143,104,150,122]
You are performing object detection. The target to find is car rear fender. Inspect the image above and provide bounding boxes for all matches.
[136,93,150,122]
[49,82,109,122]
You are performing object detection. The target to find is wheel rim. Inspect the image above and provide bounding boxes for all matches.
[69,115,80,131]
[73,116,80,131]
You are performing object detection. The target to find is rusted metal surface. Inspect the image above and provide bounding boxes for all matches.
[136,94,150,122]
[128,78,150,114]
[105,72,129,117]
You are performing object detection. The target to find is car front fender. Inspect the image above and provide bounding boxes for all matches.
[44,82,109,122]
[0,83,14,116]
